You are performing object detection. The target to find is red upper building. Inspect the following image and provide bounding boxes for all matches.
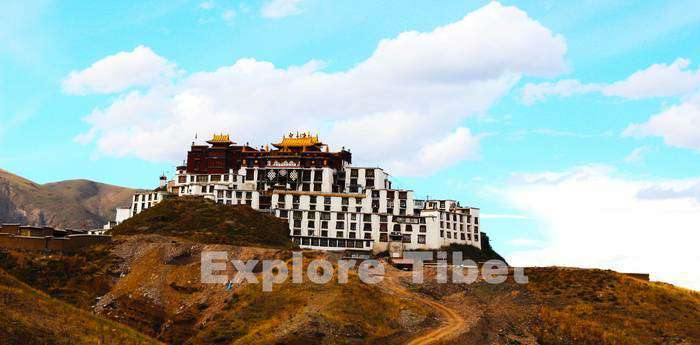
[180,133,352,175]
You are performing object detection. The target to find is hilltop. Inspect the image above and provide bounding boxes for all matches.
[0,268,159,345]
[112,197,295,249]
[0,168,138,229]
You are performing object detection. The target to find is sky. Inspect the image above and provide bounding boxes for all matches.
[1,0,700,289]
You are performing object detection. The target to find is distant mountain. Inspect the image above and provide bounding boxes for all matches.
[0,169,138,229]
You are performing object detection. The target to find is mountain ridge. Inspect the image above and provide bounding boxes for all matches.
[0,168,139,229]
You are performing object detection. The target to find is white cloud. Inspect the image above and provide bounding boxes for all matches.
[637,180,700,202]
[501,165,700,290]
[62,46,177,95]
[604,58,700,99]
[522,79,602,104]
[624,92,700,152]
[624,145,655,164]
[73,2,567,176]
[261,0,303,19]
[199,1,215,10]
[522,58,700,103]
[222,9,235,22]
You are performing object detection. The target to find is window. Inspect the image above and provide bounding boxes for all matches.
[402,234,411,243]
[363,214,371,222]
[440,230,444,237]
[279,210,288,218]
[294,220,302,228]
[336,231,344,238]
[405,225,412,232]
[211,175,221,182]
[321,230,328,237]
[380,215,388,222]
[393,224,401,232]
[460,233,466,240]
[307,221,315,228]
[364,232,372,239]
[379,223,388,232]
[349,232,356,239]
[363,223,372,231]
[321,221,328,229]
[336,221,345,229]
[178,176,186,183]
[197,175,207,182]
[447,232,452,239]
[336,213,344,220]
[350,213,357,221]
[418,235,426,244]
[379,233,388,242]
[320,213,331,220]
[419,225,426,233]
[350,223,357,231]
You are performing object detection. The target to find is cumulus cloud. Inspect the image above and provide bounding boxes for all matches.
[604,58,700,99]
[522,58,700,104]
[624,92,700,152]
[261,0,303,19]
[501,165,700,290]
[71,2,567,176]
[62,46,178,95]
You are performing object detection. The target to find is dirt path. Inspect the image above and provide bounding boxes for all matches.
[381,267,465,345]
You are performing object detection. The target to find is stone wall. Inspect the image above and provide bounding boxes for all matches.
[0,233,111,252]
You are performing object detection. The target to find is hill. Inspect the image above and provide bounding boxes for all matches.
[112,197,295,249]
[408,266,700,345]
[0,268,160,345]
[2,196,698,344]
[0,168,138,229]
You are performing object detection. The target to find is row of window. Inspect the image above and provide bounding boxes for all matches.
[440,230,480,242]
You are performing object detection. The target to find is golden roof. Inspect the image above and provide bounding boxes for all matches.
[273,133,321,148]
[208,134,233,143]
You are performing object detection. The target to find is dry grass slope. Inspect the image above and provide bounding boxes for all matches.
[191,262,431,345]
[527,267,700,345]
[0,268,160,345]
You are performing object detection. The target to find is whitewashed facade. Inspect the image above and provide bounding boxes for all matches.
[114,134,482,253]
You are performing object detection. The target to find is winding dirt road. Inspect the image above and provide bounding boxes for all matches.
[382,268,465,345]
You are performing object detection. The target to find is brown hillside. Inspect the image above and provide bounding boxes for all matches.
[112,197,295,249]
[0,268,160,345]
[409,266,700,345]
[0,168,138,229]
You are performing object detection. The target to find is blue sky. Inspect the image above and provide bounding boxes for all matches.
[2,0,700,289]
